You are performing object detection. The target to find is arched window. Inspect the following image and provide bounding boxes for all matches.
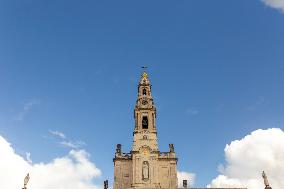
[142,116,148,129]
[142,88,147,95]
[143,135,148,140]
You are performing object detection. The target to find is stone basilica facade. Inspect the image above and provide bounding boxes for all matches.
[113,72,248,189]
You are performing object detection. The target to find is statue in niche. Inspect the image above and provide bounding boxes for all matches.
[142,161,149,180]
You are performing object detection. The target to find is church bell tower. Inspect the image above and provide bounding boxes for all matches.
[132,71,158,152]
[113,71,178,189]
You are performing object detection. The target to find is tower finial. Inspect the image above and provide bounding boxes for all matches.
[139,67,150,85]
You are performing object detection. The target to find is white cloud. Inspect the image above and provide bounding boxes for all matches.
[60,140,86,149]
[26,152,32,164]
[49,130,85,149]
[177,171,196,187]
[16,99,41,121]
[0,135,101,189]
[49,130,66,139]
[261,0,284,11]
[207,128,284,189]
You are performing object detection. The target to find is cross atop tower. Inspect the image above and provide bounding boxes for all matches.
[141,66,148,71]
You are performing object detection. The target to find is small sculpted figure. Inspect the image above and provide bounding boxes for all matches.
[262,171,272,189]
[104,180,108,189]
[142,161,149,179]
[169,144,174,152]
[23,173,30,189]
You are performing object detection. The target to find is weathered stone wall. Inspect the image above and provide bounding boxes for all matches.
[114,159,132,189]
[158,159,178,189]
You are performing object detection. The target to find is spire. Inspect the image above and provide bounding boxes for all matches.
[136,70,153,108]
[132,70,158,151]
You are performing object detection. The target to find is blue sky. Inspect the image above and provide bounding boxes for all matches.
[0,0,284,187]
